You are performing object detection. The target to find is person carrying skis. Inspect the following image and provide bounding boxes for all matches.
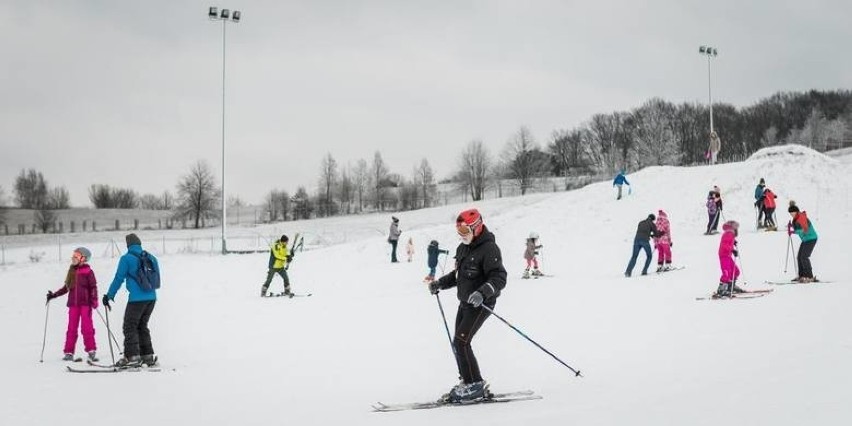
[428,208,507,403]
[102,234,159,367]
[388,216,401,263]
[653,210,673,272]
[261,235,293,297]
[625,214,657,277]
[787,201,818,282]
[424,240,449,283]
[754,178,766,228]
[46,247,99,362]
[708,131,721,165]
[715,220,745,297]
[762,187,778,230]
[523,232,543,278]
[613,170,630,200]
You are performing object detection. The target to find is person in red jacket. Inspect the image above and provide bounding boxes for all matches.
[761,188,778,230]
[46,247,99,362]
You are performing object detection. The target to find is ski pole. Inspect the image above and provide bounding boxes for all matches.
[104,303,116,366]
[784,234,792,273]
[95,308,123,355]
[435,294,459,361]
[39,299,50,363]
[479,305,582,377]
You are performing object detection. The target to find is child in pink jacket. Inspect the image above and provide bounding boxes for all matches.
[716,221,745,297]
[654,210,673,272]
[46,247,99,362]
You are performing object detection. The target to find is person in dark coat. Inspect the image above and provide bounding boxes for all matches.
[424,240,449,283]
[428,208,507,404]
[625,214,658,277]
[388,216,401,263]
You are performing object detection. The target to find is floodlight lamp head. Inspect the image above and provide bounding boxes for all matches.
[208,7,218,19]
[232,10,241,22]
[699,46,706,53]
[221,9,230,19]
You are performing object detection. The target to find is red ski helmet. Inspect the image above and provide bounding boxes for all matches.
[456,208,484,239]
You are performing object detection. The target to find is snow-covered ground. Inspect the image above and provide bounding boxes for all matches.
[2,145,851,425]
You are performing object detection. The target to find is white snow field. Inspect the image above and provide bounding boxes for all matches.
[2,145,851,426]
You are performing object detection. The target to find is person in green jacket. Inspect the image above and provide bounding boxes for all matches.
[261,235,292,297]
[787,201,818,282]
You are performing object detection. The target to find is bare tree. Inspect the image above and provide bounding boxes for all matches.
[371,151,390,210]
[14,169,48,209]
[456,139,491,201]
[354,159,369,213]
[89,185,138,208]
[47,187,70,209]
[584,113,623,174]
[291,186,313,220]
[162,191,175,210]
[503,126,548,195]
[318,153,338,217]
[338,166,355,214]
[629,98,680,169]
[413,158,436,208]
[139,194,164,210]
[34,208,57,233]
[175,161,220,229]
[0,185,7,225]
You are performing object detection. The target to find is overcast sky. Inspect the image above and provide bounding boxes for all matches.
[2,0,850,207]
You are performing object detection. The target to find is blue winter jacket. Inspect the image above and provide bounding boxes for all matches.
[613,173,629,186]
[754,185,765,201]
[427,245,449,268]
[106,244,159,303]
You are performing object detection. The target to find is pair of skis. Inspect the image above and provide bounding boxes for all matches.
[695,288,774,301]
[67,360,163,373]
[262,292,312,298]
[373,390,541,412]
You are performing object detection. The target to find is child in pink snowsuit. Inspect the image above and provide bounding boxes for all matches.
[654,210,673,271]
[47,247,99,361]
[716,221,744,296]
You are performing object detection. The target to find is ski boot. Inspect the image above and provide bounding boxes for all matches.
[141,354,158,367]
[714,282,732,298]
[531,268,544,277]
[656,265,664,273]
[448,381,491,403]
[283,288,294,298]
[522,269,531,279]
[87,351,99,362]
[114,355,142,368]
[664,264,672,271]
[63,353,75,361]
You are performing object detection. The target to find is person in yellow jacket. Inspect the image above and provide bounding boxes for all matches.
[261,235,292,297]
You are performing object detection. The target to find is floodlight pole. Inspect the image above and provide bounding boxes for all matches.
[209,7,240,254]
[699,46,718,134]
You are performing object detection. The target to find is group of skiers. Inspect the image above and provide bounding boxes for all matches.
[46,233,160,368]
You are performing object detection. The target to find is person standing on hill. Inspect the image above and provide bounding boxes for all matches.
[788,201,818,282]
[625,214,657,277]
[754,178,766,228]
[46,247,99,362]
[653,210,673,272]
[388,216,401,263]
[424,240,449,283]
[761,187,778,230]
[522,232,543,278]
[428,208,507,404]
[708,131,721,165]
[715,220,745,297]
[103,234,159,368]
[261,235,292,297]
[612,170,630,200]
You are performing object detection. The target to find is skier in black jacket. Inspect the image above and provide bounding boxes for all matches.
[428,208,507,403]
[624,214,658,277]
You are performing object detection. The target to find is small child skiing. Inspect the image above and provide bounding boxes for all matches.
[406,237,415,263]
[715,220,745,297]
[654,210,673,272]
[46,247,99,362]
[762,188,778,230]
[424,240,449,283]
[522,232,544,278]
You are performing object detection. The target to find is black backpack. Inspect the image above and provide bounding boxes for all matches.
[130,251,160,291]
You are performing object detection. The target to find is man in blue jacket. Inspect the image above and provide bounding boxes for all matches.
[613,170,630,200]
[102,233,159,367]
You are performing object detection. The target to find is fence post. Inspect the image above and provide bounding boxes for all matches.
[70,221,75,233]
[93,221,97,232]
[83,220,87,232]
[58,222,64,233]
[134,219,139,230]
[57,236,62,262]
[162,235,166,254]
[114,219,120,231]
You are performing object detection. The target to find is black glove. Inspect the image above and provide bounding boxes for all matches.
[467,291,484,308]
[670,242,674,248]
[102,294,111,311]
[286,254,293,263]
[732,249,739,258]
[428,281,440,295]
[46,291,54,303]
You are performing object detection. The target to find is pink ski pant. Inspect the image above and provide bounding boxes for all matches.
[719,255,740,284]
[64,306,96,354]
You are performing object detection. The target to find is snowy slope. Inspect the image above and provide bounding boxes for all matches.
[2,145,851,426]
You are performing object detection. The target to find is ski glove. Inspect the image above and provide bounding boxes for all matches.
[102,295,111,311]
[45,291,54,303]
[286,254,293,263]
[428,281,440,295]
[732,249,739,257]
[467,291,484,308]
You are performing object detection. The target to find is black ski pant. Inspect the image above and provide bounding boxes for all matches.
[763,208,776,228]
[453,299,495,384]
[123,300,156,358]
[707,211,720,233]
[797,239,817,279]
[755,202,764,225]
[389,239,399,262]
[262,268,290,293]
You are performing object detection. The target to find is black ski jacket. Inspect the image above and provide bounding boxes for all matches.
[435,227,507,304]
[634,218,658,240]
